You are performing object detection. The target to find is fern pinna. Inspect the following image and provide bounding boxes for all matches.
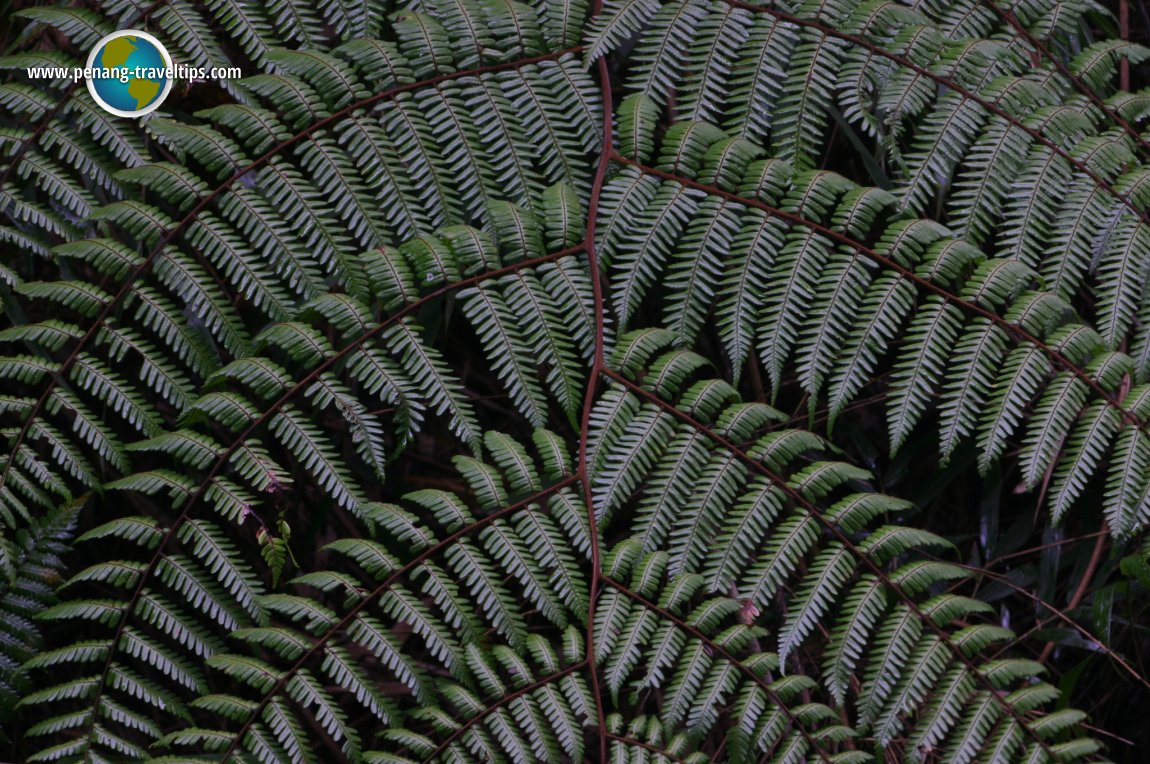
[2,0,1150,760]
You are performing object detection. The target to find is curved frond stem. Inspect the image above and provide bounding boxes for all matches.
[74,245,584,758]
[0,46,583,520]
[975,0,1150,153]
[601,575,837,762]
[219,478,579,762]
[1078,721,1138,748]
[423,663,586,761]
[576,54,616,763]
[709,738,727,764]
[1036,528,1109,664]
[931,550,1150,693]
[611,152,1150,435]
[600,367,1062,760]
[985,529,1109,564]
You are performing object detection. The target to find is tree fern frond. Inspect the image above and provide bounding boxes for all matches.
[589,338,1094,761]
[4,0,1142,759]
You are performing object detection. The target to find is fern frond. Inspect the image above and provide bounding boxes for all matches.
[3,0,1140,760]
[0,501,79,745]
[592,339,1096,761]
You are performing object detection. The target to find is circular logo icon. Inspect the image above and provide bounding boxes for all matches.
[86,30,173,118]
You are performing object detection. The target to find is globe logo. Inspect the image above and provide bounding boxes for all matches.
[85,30,173,118]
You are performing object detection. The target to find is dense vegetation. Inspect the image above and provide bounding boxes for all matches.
[2,0,1150,761]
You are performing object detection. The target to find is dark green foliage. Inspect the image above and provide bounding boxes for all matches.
[1,0,1149,761]
[0,500,78,746]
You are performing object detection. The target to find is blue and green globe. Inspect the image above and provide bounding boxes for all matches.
[87,31,171,116]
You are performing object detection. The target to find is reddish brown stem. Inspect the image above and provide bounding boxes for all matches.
[1122,0,1132,91]
[576,53,615,763]
[937,549,1148,692]
[1037,529,1110,664]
